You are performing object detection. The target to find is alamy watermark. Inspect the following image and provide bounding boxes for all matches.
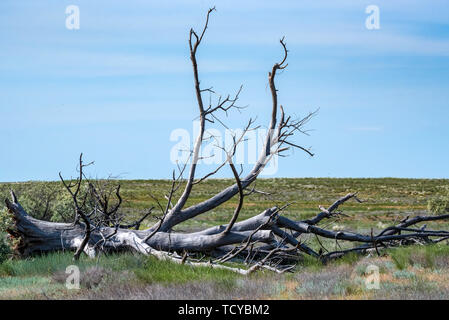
[364,264,380,290]
[65,265,80,290]
[170,121,279,176]
[365,5,380,30]
[65,5,80,30]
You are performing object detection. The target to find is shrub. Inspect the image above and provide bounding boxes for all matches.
[52,266,109,289]
[0,260,14,277]
[0,208,12,263]
[16,182,76,222]
[428,191,449,215]
[81,267,109,288]
[393,270,416,279]
[0,235,11,264]
[0,207,12,232]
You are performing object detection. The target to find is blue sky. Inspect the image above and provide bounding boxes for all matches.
[1,0,448,181]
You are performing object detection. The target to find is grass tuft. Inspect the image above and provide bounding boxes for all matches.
[134,256,239,285]
[389,244,449,270]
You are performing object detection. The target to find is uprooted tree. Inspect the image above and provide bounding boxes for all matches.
[4,8,449,274]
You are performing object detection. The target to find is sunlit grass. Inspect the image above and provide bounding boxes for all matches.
[134,256,240,286]
[0,251,145,277]
[389,243,449,270]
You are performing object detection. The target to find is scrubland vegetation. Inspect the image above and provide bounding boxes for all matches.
[1,178,448,299]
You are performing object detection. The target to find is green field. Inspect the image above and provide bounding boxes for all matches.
[1,178,449,299]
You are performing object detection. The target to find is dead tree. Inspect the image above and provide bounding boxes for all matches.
[4,8,449,273]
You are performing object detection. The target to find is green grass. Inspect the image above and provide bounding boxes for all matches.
[3,240,449,299]
[332,252,362,265]
[0,251,145,277]
[134,256,240,285]
[389,244,449,270]
[297,254,325,271]
[0,251,242,289]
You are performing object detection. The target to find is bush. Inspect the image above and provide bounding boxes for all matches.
[16,182,76,222]
[393,269,416,279]
[428,191,449,215]
[0,180,123,224]
[0,235,11,264]
[0,207,12,231]
[0,182,79,222]
[52,266,109,289]
[0,260,14,277]
[0,208,12,263]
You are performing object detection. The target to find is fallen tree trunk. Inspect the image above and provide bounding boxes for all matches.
[5,194,275,257]
[4,190,302,274]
